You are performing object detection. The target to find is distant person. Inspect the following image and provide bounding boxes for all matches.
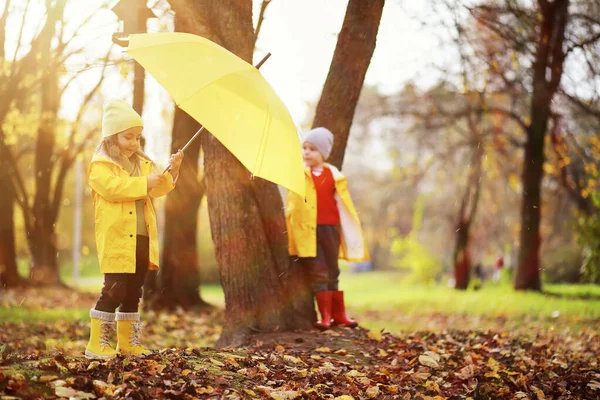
[85,99,183,359]
[472,262,484,290]
[493,256,504,282]
[286,127,369,330]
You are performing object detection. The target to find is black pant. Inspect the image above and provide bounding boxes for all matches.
[95,235,149,313]
[300,225,341,293]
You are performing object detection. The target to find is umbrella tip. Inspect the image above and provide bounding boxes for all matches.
[255,53,272,69]
[112,33,130,48]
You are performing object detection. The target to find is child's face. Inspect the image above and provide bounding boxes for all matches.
[117,127,143,158]
[302,142,324,168]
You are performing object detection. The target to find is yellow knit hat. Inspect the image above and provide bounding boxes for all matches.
[102,99,143,138]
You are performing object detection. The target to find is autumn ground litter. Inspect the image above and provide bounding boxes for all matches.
[1,281,599,399]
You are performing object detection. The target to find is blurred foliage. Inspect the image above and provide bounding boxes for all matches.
[542,243,584,284]
[578,186,600,284]
[390,197,442,285]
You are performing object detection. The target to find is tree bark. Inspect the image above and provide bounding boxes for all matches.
[453,225,471,290]
[453,149,483,290]
[169,0,312,346]
[0,145,23,288]
[312,0,385,169]
[515,0,569,291]
[145,107,211,311]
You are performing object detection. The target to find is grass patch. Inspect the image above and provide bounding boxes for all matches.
[340,271,600,319]
[0,307,90,323]
[4,270,598,336]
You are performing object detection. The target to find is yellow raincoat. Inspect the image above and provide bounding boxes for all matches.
[88,153,175,273]
[286,164,369,261]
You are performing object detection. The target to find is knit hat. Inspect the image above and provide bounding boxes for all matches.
[102,99,143,138]
[302,127,334,160]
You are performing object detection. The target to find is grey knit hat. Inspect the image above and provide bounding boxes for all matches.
[302,127,334,160]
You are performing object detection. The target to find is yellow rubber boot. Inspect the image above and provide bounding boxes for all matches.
[85,309,118,359]
[115,312,151,356]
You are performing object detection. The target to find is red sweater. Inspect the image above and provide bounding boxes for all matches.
[312,168,340,225]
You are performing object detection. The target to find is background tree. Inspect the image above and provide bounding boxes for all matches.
[0,0,112,286]
[312,0,385,170]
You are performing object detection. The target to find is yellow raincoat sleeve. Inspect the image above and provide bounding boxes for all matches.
[285,191,298,256]
[148,171,176,198]
[88,162,147,202]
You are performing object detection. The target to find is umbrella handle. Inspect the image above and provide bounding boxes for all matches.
[162,52,273,175]
[162,126,205,174]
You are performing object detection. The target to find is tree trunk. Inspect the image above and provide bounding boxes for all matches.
[515,0,569,291]
[0,154,22,288]
[203,136,306,346]
[28,2,64,286]
[453,224,471,290]
[312,0,385,169]
[145,107,211,311]
[169,0,312,346]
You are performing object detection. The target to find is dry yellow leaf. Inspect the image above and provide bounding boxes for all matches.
[366,386,380,398]
[275,345,286,353]
[367,330,382,341]
[315,347,331,353]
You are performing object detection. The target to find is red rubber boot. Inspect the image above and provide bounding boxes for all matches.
[331,291,358,328]
[314,291,333,330]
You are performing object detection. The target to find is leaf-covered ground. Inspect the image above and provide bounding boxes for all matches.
[1,288,599,399]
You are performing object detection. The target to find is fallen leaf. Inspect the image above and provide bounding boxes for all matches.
[39,375,59,383]
[419,354,439,368]
[456,364,475,380]
[270,390,301,400]
[55,386,95,399]
[315,347,331,353]
[366,386,380,398]
[283,355,304,364]
[209,358,224,367]
[226,357,240,367]
[367,330,382,341]
[275,345,286,353]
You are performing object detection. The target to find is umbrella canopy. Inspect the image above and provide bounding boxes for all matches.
[126,32,305,196]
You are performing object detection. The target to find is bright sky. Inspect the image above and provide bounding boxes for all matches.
[4,0,448,163]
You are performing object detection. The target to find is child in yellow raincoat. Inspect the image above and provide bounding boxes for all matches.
[286,127,369,330]
[85,99,183,359]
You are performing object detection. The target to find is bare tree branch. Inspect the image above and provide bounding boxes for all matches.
[51,48,112,220]
[566,31,600,55]
[0,0,12,59]
[10,0,32,79]
[560,89,600,121]
[254,0,271,48]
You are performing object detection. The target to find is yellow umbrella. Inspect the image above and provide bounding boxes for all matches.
[124,32,305,197]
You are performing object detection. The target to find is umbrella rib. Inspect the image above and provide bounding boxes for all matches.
[252,99,272,176]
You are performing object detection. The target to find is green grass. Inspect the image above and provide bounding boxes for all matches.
[17,255,101,281]
[0,307,90,323]
[341,271,600,319]
[3,269,598,335]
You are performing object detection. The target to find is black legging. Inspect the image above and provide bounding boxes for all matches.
[95,235,149,313]
[300,225,341,293]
